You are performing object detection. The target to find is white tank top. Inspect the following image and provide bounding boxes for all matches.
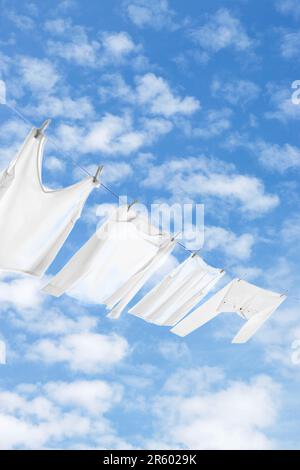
[0,127,99,277]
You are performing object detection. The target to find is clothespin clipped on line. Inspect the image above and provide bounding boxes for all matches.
[34,119,51,138]
[172,231,182,242]
[192,247,202,258]
[93,165,104,183]
[128,199,138,211]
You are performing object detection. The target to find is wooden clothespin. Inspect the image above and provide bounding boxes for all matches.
[34,119,51,138]
[93,165,103,183]
[192,247,201,257]
[127,199,138,211]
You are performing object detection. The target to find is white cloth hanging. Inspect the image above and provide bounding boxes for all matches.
[0,124,99,277]
[0,340,5,364]
[171,278,286,343]
[106,237,175,319]
[43,205,175,318]
[129,255,224,326]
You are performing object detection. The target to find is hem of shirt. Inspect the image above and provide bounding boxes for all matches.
[42,284,64,297]
[0,267,43,278]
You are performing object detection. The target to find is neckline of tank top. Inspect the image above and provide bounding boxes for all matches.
[30,128,99,195]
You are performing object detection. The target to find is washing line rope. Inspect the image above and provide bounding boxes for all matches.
[3,104,195,253]
[2,103,299,301]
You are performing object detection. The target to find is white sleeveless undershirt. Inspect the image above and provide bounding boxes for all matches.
[0,128,98,277]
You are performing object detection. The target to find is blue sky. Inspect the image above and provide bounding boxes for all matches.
[0,0,300,449]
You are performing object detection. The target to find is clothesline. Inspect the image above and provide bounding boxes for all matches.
[2,103,299,303]
[4,102,196,256]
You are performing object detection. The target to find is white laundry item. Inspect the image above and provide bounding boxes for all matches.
[129,255,224,326]
[106,237,176,319]
[0,123,99,277]
[43,205,175,317]
[171,278,286,343]
[0,340,5,364]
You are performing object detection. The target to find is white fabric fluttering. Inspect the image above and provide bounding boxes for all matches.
[129,254,225,326]
[0,340,5,364]
[171,278,286,343]
[0,125,99,277]
[43,205,176,318]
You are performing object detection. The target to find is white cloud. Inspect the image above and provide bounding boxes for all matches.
[149,370,281,449]
[204,226,255,261]
[142,157,279,216]
[190,108,232,139]
[9,305,98,336]
[225,132,300,172]
[99,73,135,103]
[45,380,122,414]
[56,113,172,156]
[83,114,143,154]
[0,119,28,141]
[279,30,300,59]
[123,0,178,30]
[276,0,300,18]
[211,78,260,106]
[135,73,200,117]
[0,276,43,310]
[158,341,190,361]
[99,73,200,118]
[0,341,5,364]
[257,142,300,172]
[44,18,70,35]
[230,265,263,283]
[18,56,60,92]
[26,95,94,120]
[46,19,139,68]
[46,20,100,67]
[101,32,136,58]
[45,156,66,172]
[27,332,129,373]
[6,10,35,31]
[0,120,29,169]
[281,214,300,244]
[0,79,6,103]
[190,9,254,61]
[266,85,300,121]
[101,162,133,185]
[163,366,225,395]
[0,379,127,449]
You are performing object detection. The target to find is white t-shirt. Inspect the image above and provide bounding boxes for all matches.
[43,205,175,318]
